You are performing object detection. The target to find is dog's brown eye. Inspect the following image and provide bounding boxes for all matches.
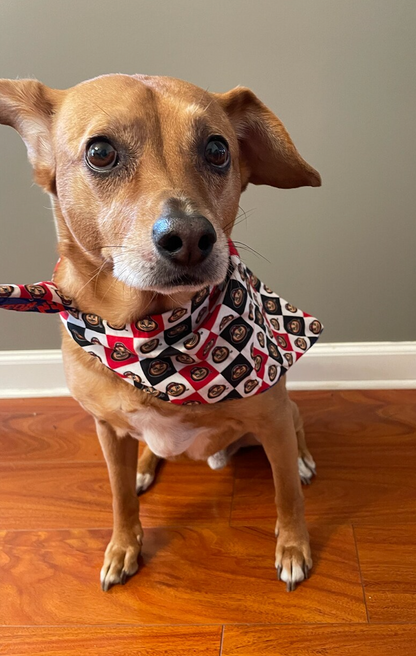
[205,138,230,169]
[86,140,118,171]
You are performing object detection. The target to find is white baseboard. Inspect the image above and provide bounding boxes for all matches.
[0,342,415,398]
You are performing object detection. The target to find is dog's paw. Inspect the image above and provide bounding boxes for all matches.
[100,535,142,592]
[298,454,316,485]
[207,450,229,470]
[136,470,155,494]
[275,536,312,592]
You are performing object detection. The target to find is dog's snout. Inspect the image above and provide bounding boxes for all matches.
[152,214,217,267]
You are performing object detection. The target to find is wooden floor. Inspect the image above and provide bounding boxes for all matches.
[0,390,415,655]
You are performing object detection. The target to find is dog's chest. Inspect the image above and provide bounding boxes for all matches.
[126,405,211,459]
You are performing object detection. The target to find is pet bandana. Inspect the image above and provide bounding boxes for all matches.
[0,242,323,405]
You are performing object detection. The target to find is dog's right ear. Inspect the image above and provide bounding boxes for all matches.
[0,79,63,193]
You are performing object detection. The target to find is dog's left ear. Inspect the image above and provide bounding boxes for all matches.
[0,79,63,193]
[213,86,321,190]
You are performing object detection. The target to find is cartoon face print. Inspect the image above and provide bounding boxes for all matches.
[88,351,102,362]
[244,379,259,394]
[148,360,169,377]
[264,298,278,314]
[249,273,259,288]
[168,307,188,323]
[184,332,201,350]
[257,332,265,348]
[0,285,13,297]
[68,308,79,319]
[230,324,248,344]
[263,284,273,294]
[192,286,210,307]
[136,317,158,332]
[111,342,134,361]
[248,302,254,321]
[183,399,201,405]
[196,307,207,323]
[288,319,302,335]
[277,335,288,349]
[270,318,280,331]
[254,355,263,372]
[176,354,195,365]
[268,342,279,359]
[268,364,278,381]
[123,371,142,384]
[140,338,159,354]
[231,288,244,308]
[267,325,274,340]
[285,303,298,313]
[190,366,210,381]
[56,290,73,305]
[90,337,102,345]
[142,386,163,398]
[219,314,234,331]
[309,320,322,335]
[166,381,187,397]
[107,321,126,331]
[166,323,188,338]
[237,263,247,281]
[203,338,215,357]
[284,353,294,366]
[295,338,308,351]
[212,346,230,364]
[208,384,227,399]
[255,308,265,327]
[231,364,249,381]
[83,313,103,329]
[25,284,46,298]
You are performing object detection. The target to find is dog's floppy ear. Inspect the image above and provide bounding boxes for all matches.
[213,86,321,190]
[0,79,63,193]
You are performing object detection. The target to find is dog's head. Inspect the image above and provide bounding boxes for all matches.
[0,75,320,295]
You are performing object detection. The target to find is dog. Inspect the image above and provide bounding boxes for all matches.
[0,74,321,592]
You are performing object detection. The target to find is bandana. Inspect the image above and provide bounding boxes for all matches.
[0,242,323,405]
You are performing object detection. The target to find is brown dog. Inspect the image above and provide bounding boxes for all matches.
[0,74,320,591]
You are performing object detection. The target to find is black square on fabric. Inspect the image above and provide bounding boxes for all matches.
[220,317,253,352]
[221,353,253,388]
[261,295,282,316]
[266,336,284,363]
[140,357,176,385]
[283,315,306,336]
[67,322,90,347]
[164,316,192,345]
[223,280,248,316]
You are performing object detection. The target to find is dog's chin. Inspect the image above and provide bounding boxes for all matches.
[114,253,229,296]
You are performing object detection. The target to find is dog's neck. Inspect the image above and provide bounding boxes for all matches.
[54,241,197,326]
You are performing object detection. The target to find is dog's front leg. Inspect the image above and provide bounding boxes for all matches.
[257,402,312,592]
[95,418,143,591]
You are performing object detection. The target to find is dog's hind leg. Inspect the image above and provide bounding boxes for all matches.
[136,445,161,493]
[291,400,316,485]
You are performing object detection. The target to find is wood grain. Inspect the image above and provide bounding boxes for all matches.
[354,524,416,623]
[0,626,222,656]
[0,397,101,462]
[222,625,416,655]
[0,525,365,625]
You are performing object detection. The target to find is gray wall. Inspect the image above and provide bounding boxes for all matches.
[0,0,415,349]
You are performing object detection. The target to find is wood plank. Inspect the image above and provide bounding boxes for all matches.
[354,524,416,623]
[0,626,222,656]
[0,525,365,625]
[222,624,416,655]
[0,457,233,530]
[231,389,416,527]
[0,397,102,462]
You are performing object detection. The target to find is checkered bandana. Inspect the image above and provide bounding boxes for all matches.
[0,242,323,404]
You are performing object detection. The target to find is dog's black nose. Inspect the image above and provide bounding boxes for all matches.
[152,214,217,267]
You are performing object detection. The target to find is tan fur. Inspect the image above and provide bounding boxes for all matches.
[0,73,321,592]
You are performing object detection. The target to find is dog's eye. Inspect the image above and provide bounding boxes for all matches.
[86,140,118,171]
[205,137,230,169]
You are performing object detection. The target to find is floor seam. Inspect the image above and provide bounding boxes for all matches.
[352,523,371,624]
